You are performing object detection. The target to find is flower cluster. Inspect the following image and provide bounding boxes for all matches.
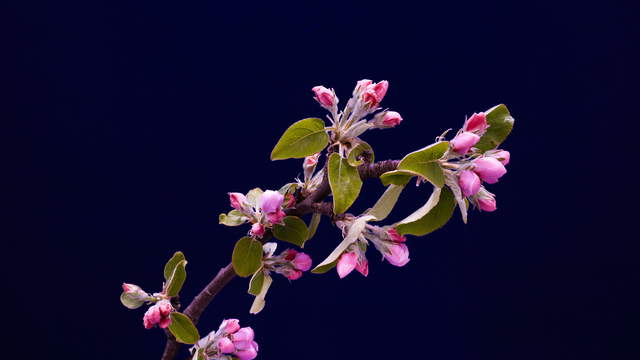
[261,243,312,280]
[312,79,401,150]
[335,222,410,278]
[228,189,293,238]
[447,112,510,211]
[191,319,259,360]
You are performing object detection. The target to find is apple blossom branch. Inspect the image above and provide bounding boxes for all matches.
[160,158,400,360]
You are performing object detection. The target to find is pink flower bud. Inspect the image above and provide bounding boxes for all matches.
[464,112,488,133]
[373,81,389,102]
[122,283,139,293]
[336,252,358,278]
[143,300,173,329]
[476,190,497,212]
[292,252,312,271]
[235,345,258,360]
[266,209,286,224]
[491,150,510,165]
[218,337,236,354]
[362,80,389,107]
[355,258,369,277]
[353,79,372,96]
[250,223,265,237]
[473,157,507,184]
[387,228,406,243]
[382,111,403,127]
[232,327,255,344]
[284,193,296,208]
[157,300,173,316]
[312,86,335,107]
[451,132,480,154]
[282,248,297,261]
[229,192,247,211]
[304,153,319,167]
[252,341,259,352]
[285,269,303,280]
[458,170,481,197]
[221,318,241,334]
[259,190,284,214]
[384,244,410,267]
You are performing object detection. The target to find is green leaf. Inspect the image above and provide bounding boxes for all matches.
[347,141,375,167]
[306,212,321,241]
[165,259,187,297]
[246,188,264,208]
[396,186,456,236]
[249,273,273,314]
[272,216,309,247]
[366,184,405,221]
[328,153,363,214]
[379,169,420,186]
[120,292,145,309]
[218,210,248,226]
[232,237,263,277]
[271,118,329,160]
[475,104,515,151]
[278,182,298,196]
[397,141,449,188]
[312,215,375,273]
[248,268,265,296]
[164,251,185,280]
[168,312,200,344]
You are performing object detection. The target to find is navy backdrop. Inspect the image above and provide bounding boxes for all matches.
[6,1,638,359]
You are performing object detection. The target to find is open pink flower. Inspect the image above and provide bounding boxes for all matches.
[473,157,507,184]
[259,190,284,214]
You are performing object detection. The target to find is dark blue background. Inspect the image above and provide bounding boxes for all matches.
[6,1,638,359]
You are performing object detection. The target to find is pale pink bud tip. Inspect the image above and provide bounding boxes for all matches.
[382,111,403,127]
[451,132,480,154]
[218,337,236,354]
[229,192,247,211]
[458,170,481,197]
[337,252,358,278]
[312,86,335,107]
[385,244,410,267]
[221,318,241,334]
[292,252,312,271]
[259,190,284,214]
[122,283,137,292]
[387,228,406,242]
[473,157,507,184]
[477,196,497,212]
[464,112,488,133]
[250,223,265,237]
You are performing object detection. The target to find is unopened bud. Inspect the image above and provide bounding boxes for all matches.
[312,86,336,107]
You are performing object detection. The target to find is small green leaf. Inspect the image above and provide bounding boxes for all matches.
[312,215,375,273]
[218,210,248,227]
[278,182,298,196]
[248,269,265,296]
[165,259,187,297]
[475,104,515,151]
[379,169,420,187]
[366,184,405,221]
[246,188,264,208]
[347,141,375,167]
[271,118,329,160]
[306,212,321,241]
[164,251,185,281]
[328,153,363,214]
[168,312,200,344]
[397,141,449,188]
[249,273,273,314]
[232,237,263,277]
[120,292,145,309]
[272,216,309,247]
[396,186,456,236]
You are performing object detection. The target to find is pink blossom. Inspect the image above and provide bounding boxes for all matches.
[229,192,247,211]
[362,80,389,107]
[312,86,335,107]
[451,132,480,154]
[387,228,406,243]
[355,258,369,277]
[304,153,319,167]
[384,244,410,267]
[458,170,481,197]
[221,318,241,334]
[464,112,488,133]
[232,327,255,343]
[235,346,258,360]
[337,252,358,278]
[259,190,284,214]
[473,157,507,184]
[218,337,235,354]
[476,191,497,212]
[282,248,297,261]
[354,79,372,95]
[491,150,510,165]
[266,209,286,224]
[292,252,312,271]
[250,223,265,237]
[285,269,303,280]
[143,300,173,329]
[374,111,403,128]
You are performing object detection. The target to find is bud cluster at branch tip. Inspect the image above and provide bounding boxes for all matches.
[191,318,259,360]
